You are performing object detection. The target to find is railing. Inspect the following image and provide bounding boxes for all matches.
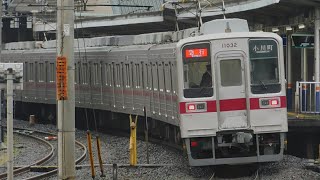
[295,81,320,113]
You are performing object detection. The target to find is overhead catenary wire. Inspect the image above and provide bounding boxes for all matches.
[75,8,96,179]
[75,6,107,177]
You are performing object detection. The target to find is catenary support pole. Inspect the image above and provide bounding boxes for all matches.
[0,0,3,146]
[57,0,76,179]
[315,8,320,162]
[301,49,308,111]
[6,69,13,180]
[303,48,308,82]
[287,33,292,110]
[315,8,320,112]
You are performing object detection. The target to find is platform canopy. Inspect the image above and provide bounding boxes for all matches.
[6,0,320,36]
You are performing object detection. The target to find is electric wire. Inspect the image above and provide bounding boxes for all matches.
[75,6,106,178]
[75,6,95,178]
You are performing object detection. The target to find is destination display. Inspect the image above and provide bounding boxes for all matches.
[182,43,211,62]
[249,39,278,59]
[185,48,208,58]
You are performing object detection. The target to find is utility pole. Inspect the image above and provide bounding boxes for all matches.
[0,0,3,147]
[0,64,23,180]
[6,69,13,180]
[56,0,75,179]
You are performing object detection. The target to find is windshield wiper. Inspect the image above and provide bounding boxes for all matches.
[259,80,268,90]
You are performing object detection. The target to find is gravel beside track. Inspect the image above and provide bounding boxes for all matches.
[0,133,49,174]
[0,119,319,179]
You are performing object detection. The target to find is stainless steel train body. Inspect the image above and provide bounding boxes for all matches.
[2,19,287,166]
[3,44,180,126]
[177,30,287,165]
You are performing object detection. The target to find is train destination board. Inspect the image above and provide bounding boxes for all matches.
[185,48,208,58]
[249,39,277,59]
[182,43,211,63]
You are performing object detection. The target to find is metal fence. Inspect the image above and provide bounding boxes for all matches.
[295,81,320,113]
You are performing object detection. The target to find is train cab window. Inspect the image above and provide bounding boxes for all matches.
[249,39,280,94]
[182,43,213,98]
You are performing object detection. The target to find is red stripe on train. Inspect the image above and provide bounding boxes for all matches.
[179,96,287,114]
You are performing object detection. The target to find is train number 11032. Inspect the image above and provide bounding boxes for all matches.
[222,43,237,48]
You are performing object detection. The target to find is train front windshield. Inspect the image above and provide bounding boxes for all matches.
[249,39,281,94]
[182,42,213,98]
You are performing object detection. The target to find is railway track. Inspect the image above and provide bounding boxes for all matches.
[0,127,87,179]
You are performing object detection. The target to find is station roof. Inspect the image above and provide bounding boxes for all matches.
[8,0,320,36]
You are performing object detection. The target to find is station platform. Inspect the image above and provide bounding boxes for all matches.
[288,112,320,132]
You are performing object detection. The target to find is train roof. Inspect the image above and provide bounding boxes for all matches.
[3,18,275,52]
[176,31,283,48]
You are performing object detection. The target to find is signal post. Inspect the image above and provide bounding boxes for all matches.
[56,0,76,179]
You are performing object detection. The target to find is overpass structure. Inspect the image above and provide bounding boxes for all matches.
[3,0,318,36]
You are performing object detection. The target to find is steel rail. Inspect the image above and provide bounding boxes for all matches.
[0,131,55,179]
[0,127,87,180]
[24,140,87,180]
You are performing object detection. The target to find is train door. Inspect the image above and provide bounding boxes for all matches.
[215,52,248,130]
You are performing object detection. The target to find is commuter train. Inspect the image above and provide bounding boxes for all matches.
[2,18,287,166]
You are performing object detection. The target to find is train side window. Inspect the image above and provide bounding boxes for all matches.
[152,63,158,91]
[29,63,34,82]
[74,63,78,84]
[116,64,121,87]
[39,63,44,82]
[112,63,116,87]
[103,64,107,86]
[132,63,137,88]
[124,64,130,88]
[135,63,142,89]
[93,63,101,85]
[115,64,118,87]
[93,63,96,85]
[24,62,28,82]
[220,59,242,86]
[145,64,150,90]
[49,63,55,82]
[45,62,48,83]
[147,64,152,90]
[158,63,164,92]
[35,62,38,82]
[82,63,88,85]
[140,62,146,89]
[76,63,80,84]
[109,64,113,87]
[164,63,171,93]
[121,63,125,88]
